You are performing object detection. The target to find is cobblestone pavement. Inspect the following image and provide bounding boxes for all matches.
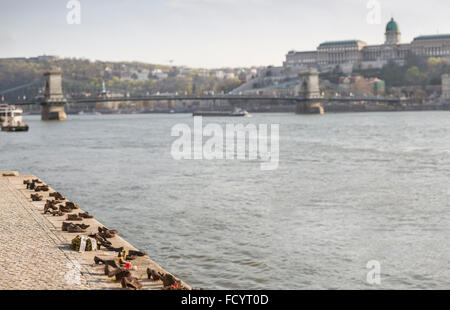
[0,177,92,289]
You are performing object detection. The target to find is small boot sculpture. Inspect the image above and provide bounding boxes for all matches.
[27,182,36,190]
[62,222,90,232]
[65,201,80,210]
[128,249,147,257]
[79,212,94,219]
[146,268,161,281]
[88,233,112,249]
[35,185,49,192]
[63,222,86,233]
[44,200,59,209]
[98,226,118,239]
[159,272,179,288]
[67,214,83,221]
[31,193,43,201]
[50,210,64,216]
[45,199,59,207]
[94,256,118,268]
[104,265,130,281]
[50,192,65,200]
[121,274,143,290]
[59,205,73,213]
[44,202,59,214]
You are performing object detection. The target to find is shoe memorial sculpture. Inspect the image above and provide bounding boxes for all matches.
[30,193,43,201]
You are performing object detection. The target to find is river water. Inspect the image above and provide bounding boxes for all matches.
[1,112,450,289]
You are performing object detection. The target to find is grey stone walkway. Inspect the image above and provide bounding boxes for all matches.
[0,177,91,289]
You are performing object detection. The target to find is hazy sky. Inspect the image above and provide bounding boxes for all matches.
[0,0,449,68]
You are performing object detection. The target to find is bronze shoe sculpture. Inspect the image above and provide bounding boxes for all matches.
[65,223,86,233]
[44,203,59,214]
[94,256,118,268]
[67,214,83,221]
[51,210,64,216]
[146,268,161,281]
[101,230,116,239]
[45,200,59,209]
[98,227,117,239]
[159,272,178,288]
[31,193,43,201]
[50,192,65,200]
[104,265,130,281]
[98,226,118,234]
[79,212,94,219]
[27,182,36,190]
[59,205,72,213]
[128,249,147,257]
[121,274,143,290]
[65,201,80,210]
[35,185,49,192]
[88,233,112,247]
[62,222,90,231]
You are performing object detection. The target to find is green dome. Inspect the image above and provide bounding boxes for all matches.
[386,18,399,32]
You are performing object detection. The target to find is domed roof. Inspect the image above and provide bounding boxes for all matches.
[386,18,399,32]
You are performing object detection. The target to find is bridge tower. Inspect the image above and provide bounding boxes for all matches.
[296,68,324,114]
[41,67,67,121]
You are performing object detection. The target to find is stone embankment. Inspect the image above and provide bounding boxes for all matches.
[0,171,190,290]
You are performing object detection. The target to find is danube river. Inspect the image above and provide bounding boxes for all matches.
[1,112,450,289]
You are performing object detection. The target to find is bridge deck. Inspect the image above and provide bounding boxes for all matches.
[12,95,404,106]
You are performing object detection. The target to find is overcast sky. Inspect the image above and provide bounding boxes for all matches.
[0,0,449,68]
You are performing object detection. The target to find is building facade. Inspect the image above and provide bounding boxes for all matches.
[284,18,450,73]
[442,74,450,100]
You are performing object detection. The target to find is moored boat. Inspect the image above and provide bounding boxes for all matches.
[0,104,29,132]
[193,108,249,117]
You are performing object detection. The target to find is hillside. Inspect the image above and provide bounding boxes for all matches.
[0,57,246,101]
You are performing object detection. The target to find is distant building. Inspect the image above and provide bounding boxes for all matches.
[339,75,385,96]
[214,71,225,79]
[225,72,235,80]
[151,69,168,80]
[284,18,450,73]
[442,74,450,100]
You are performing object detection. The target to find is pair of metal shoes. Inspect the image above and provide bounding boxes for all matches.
[103,265,143,290]
[31,193,43,201]
[98,226,118,239]
[34,185,49,192]
[62,222,90,233]
[49,192,65,200]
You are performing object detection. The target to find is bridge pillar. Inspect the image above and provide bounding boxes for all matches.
[296,68,324,114]
[41,67,67,121]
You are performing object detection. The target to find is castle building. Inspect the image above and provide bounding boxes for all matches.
[284,18,450,73]
[442,74,450,100]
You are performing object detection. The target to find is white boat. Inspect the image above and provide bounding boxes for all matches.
[78,110,102,116]
[0,104,29,132]
[193,107,249,117]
